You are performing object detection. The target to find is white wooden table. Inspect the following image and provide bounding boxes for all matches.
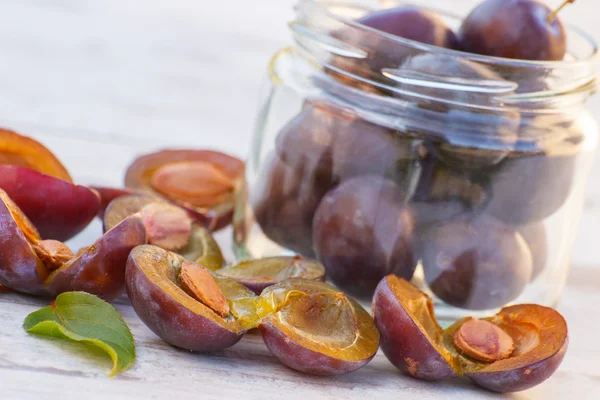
[0,1,599,399]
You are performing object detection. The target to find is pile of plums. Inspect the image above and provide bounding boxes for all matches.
[0,123,570,393]
[252,0,583,309]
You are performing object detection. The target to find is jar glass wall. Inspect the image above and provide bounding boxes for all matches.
[234,0,599,319]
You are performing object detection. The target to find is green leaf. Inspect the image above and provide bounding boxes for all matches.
[23,291,135,376]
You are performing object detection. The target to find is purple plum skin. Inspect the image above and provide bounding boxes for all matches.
[259,319,374,376]
[373,277,457,380]
[46,215,147,301]
[467,338,568,393]
[125,246,244,352]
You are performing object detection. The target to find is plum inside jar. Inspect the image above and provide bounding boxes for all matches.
[242,0,598,318]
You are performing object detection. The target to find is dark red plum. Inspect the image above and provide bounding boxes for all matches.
[0,165,101,241]
[252,156,331,257]
[518,222,548,280]
[276,100,414,184]
[313,176,417,298]
[484,146,577,225]
[458,0,569,61]
[420,214,533,310]
[373,276,569,392]
[125,149,245,231]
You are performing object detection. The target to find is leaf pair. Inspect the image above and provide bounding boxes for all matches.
[23,292,135,376]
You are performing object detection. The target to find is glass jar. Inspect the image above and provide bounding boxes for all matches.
[234,0,599,319]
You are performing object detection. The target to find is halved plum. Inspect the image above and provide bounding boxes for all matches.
[373,275,568,392]
[45,215,147,300]
[258,279,379,376]
[104,194,224,267]
[0,128,71,181]
[178,226,225,271]
[0,188,146,299]
[104,194,192,251]
[451,305,568,393]
[0,165,101,241]
[125,149,245,231]
[125,245,255,352]
[126,249,378,374]
[252,155,332,258]
[216,256,325,294]
[313,175,417,298]
[373,275,459,380]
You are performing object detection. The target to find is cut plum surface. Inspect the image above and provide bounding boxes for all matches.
[104,194,195,252]
[0,128,71,182]
[258,279,379,376]
[0,188,146,298]
[125,245,255,352]
[0,165,101,241]
[125,149,244,231]
[373,275,568,392]
[216,256,325,294]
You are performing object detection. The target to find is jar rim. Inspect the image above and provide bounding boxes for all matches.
[297,0,599,68]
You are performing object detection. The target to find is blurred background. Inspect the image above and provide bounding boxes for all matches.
[0,0,598,264]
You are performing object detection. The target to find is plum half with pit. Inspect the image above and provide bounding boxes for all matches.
[252,155,332,258]
[373,275,568,392]
[126,245,256,352]
[216,256,325,294]
[313,175,417,298]
[420,214,533,310]
[0,165,101,241]
[484,144,577,225]
[258,279,379,376]
[125,149,245,231]
[0,189,146,299]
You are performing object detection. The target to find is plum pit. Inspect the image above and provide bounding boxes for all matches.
[374,275,569,392]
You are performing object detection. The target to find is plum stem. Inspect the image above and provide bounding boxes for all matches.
[547,0,575,23]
